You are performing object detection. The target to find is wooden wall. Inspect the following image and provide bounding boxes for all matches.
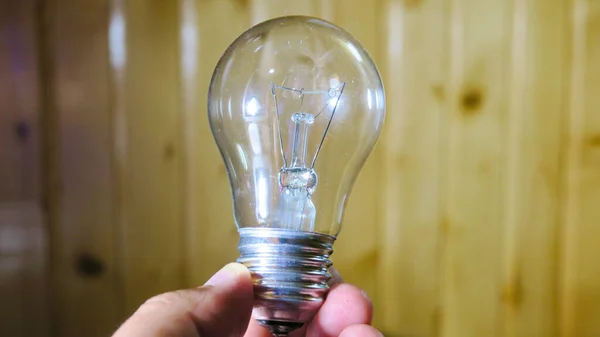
[0,0,599,336]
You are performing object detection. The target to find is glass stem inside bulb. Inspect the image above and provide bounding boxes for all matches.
[277,186,316,231]
[290,112,313,168]
[276,112,317,232]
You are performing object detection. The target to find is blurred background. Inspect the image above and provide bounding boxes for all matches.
[0,0,598,336]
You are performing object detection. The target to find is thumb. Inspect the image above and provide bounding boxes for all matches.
[112,263,254,337]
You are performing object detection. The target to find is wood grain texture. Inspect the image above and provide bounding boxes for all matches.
[45,0,121,335]
[0,1,47,336]
[560,1,600,336]
[440,0,511,335]
[315,0,383,324]
[0,0,41,203]
[1,0,600,336]
[112,0,186,315]
[180,0,248,286]
[574,0,600,330]
[377,0,446,334]
[249,0,319,25]
[0,203,47,337]
[500,0,566,336]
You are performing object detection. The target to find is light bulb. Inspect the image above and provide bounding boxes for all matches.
[207,15,385,336]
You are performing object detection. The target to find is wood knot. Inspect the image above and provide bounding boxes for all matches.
[235,0,249,9]
[501,270,523,310]
[164,142,175,160]
[587,134,600,147]
[439,216,451,238]
[75,253,105,278]
[394,154,410,169]
[460,88,484,114]
[14,120,31,142]
[478,159,492,174]
[218,163,228,176]
[432,85,445,101]
[404,0,423,8]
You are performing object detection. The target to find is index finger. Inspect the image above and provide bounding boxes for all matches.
[305,282,374,337]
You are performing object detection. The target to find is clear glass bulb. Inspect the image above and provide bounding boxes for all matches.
[208,15,385,336]
[208,16,385,236]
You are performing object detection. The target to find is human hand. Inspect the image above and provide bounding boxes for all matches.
[112,263,382,337]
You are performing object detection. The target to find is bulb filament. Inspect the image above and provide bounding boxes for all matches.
[270,81,345,231]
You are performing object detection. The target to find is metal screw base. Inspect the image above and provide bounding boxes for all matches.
[237,227,336,336]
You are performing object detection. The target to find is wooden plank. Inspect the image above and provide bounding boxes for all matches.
[317,0,335,22]
[0,203,47,337]
[316,0,386,330]
[557,1,582,335]
[44,0,121,335]
[560,1,600,336]
[249,0,319,25]
[0,1,48,336]
[114,0,185,315]
[179,0,249,285]
[440,0,511,335]
[0,0,40,203]
[501,0,567,336]
[376,0,446,335]
[18,203,48,337]
[574,0,600,325]
[317,1,383,323]
[0,253,26,337]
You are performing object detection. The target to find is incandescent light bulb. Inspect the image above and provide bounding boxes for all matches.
[207,15,385,336]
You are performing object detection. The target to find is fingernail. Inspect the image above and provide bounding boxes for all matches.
[204,263,248,287]
[329,267,343,284]
[361,289,371,302]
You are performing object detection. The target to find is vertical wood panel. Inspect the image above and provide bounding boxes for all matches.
[558,1,583,336]
[180,0,248,285]
[575,2,600,334]
[501,1,567,336]
[0,0,41,202]
[0,204,47,337]
[48,0,121,335]
[113,0,185,315]
[441,0,511,335]
[249,0,319,25]
[0,1,47,336]
[378,0,446,335]
[561,1,600,336]
[319,0,383,321]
